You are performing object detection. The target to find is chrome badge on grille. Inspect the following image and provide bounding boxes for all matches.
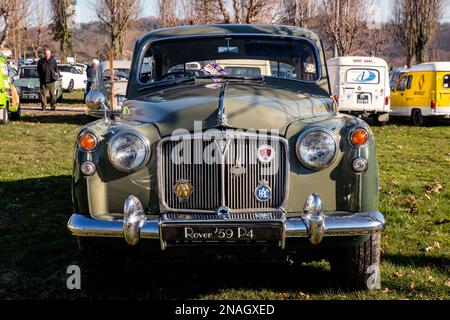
[255,180,272,202]
[173,180,193,202]
[257,144,275,163]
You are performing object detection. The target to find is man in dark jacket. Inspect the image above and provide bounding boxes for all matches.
[84,59,99,101]
[37,49,59,111]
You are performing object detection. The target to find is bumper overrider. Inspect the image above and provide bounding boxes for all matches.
[67,194,385,250]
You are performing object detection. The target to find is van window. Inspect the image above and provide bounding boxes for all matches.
[396,75,408,92]
[406,75,413,89]
[444,75,450,89]
[346,69,379,84]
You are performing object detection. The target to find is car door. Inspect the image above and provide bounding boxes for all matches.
[391,74,408,115]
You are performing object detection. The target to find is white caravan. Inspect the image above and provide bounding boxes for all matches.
[328,56,391,124]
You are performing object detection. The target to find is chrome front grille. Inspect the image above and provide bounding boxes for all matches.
[158,132,289,213]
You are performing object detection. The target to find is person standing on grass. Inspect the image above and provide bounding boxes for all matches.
[37,49,59,111]
[85,59,99,101]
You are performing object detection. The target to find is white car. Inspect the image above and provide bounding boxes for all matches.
[58,64,87,92]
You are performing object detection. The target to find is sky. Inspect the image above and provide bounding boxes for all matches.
[76,0,450,24]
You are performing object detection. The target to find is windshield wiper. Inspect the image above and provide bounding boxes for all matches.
[138,77,196,91]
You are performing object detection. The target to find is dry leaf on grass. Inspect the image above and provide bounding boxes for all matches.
[404,196,419,213]
[409,282,416,290]
[425,181,443,194]
[445,279,450,287]
[393,271,403,278]
[424,242,441,253]
[389,179,400,186]
[383,287,390,293]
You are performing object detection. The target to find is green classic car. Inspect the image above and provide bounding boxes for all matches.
[0,56,20,124]
[69,25,385,289]
[13,65,63,102]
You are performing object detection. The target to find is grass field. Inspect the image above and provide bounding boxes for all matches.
[0,107,448,299]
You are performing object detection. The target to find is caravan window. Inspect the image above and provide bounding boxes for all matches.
[346,69,380,84]
[444,75,450,89]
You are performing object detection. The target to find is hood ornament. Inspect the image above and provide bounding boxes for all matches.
[216,82,230,127]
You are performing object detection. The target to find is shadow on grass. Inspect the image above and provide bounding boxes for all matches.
[0,176,78,299]
[383,253,450,274]
[19,114,91,125]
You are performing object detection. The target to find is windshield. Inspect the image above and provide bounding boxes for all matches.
[20,68,39,78]
[138,36,319,84]
[103,68,130,81]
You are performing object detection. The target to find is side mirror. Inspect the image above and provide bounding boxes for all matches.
[85,89,106,111]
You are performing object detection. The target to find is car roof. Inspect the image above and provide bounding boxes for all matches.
[99,60,131,70]
[409,62,450,72]
[138,24,321,44]
[327,56,388,67]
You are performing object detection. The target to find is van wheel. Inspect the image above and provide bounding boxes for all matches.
[11,104,22,120]
[411,109,424,126]
[1,106,8,125]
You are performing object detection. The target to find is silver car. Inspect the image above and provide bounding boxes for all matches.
[86,60,131,117]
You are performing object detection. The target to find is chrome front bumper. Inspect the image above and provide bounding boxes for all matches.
[68,194,385,249]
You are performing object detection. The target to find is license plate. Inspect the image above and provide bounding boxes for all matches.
[24,94,38,100]
[161,223,283,243]
[357,94,369,104]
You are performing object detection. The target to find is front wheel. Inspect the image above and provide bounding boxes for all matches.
[329,233,382,290]
[0,106,8,125]
[10,104,22,120]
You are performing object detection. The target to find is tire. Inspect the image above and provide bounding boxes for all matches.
[66,79,74,93]
[329,234,382,290]
[410,108,424,126]
[10,104,22,120]
[1,106,8,125]
[77,237,126,297]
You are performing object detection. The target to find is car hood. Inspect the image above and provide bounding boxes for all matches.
[122,81,334,137]
[13,78,40,88]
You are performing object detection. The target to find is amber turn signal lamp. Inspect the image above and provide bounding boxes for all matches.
[351,129,368,146]
[78,133,97,151]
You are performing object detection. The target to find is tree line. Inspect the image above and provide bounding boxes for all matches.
[0,0,447,66]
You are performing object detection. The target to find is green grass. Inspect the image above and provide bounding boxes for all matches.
[0,116,448,300]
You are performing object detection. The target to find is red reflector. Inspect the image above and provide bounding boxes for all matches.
[385,96,390,106]
[431,100,436,109]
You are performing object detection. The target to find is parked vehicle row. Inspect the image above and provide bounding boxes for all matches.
[328,56,450,125]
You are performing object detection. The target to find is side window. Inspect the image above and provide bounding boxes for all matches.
[444,75,450,89]
[396,75,408,92]
[406,75,413,89]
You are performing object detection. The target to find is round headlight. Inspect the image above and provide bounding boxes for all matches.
[108,131,150,172]
[296,128,338,170]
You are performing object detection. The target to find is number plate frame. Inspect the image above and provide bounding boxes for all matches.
[161,222,284,247]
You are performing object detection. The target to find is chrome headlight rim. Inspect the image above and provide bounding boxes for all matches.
[296,127,339,171]
[107,130,151,173]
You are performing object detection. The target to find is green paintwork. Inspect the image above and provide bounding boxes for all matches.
[13,67,63,101]
[72,25,379,242]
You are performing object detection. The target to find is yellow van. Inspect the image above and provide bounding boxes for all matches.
[391,62,450,125]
